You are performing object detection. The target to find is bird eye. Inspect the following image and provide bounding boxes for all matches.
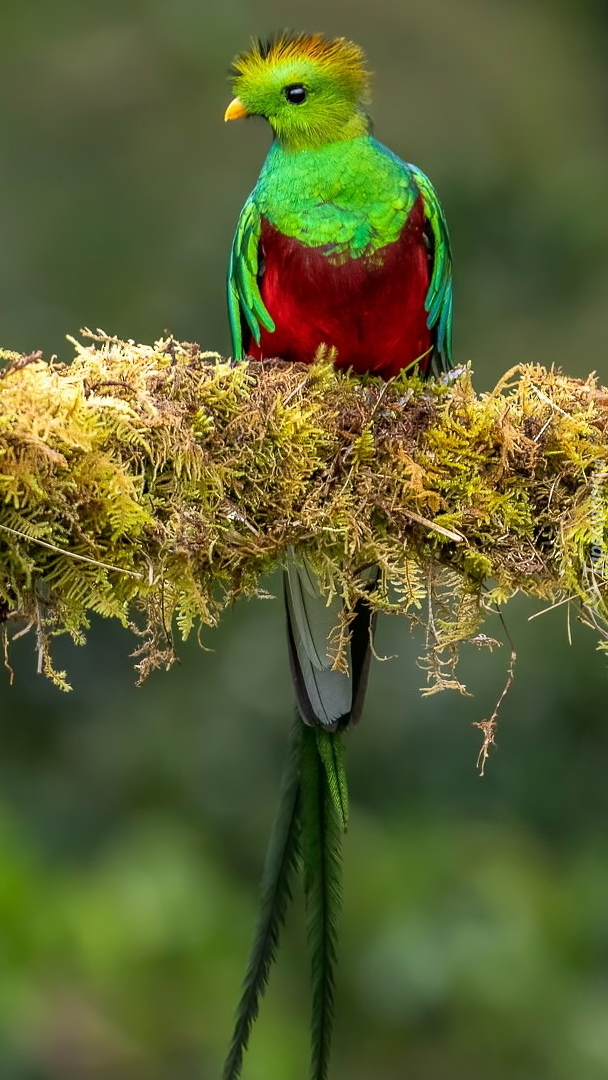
[283,84,307,105]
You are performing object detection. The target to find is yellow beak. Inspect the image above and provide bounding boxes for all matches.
[224,97,249,122]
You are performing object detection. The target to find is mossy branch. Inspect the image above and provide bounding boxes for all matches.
[0,331,607,694]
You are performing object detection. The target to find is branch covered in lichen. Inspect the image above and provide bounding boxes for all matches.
[0,331,607,690]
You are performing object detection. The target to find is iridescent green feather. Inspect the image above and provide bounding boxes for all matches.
[254,138,416,258]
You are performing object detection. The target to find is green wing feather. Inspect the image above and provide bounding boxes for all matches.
[227,196,275,360]
[408,164,454,374]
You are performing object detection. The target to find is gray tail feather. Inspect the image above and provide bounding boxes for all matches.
[284,553,378,731]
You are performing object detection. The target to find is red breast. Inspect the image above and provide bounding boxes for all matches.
[245,195,433,379]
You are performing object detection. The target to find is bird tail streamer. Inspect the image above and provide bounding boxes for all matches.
[222,717,302,1080]
[223,718,347,1080]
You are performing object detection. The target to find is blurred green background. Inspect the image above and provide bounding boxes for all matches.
[1,1,608,1077]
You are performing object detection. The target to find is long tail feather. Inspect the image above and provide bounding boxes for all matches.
[300,725,346,1080]
[222,718,303,1080]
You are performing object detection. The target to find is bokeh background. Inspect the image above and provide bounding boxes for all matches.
[1,1,608,1077]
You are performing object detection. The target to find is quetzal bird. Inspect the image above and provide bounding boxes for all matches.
[222,33,453,1080]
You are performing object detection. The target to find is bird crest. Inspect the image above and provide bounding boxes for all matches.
[230,32,371,102]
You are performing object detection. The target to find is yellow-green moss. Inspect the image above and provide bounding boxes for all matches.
[0,333,607,690]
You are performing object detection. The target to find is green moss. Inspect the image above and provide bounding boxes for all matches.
[0,334,607,689]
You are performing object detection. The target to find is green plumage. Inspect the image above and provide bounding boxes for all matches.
[255,139,416,255]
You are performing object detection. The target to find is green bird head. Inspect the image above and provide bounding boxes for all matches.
[225,32,372,151]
